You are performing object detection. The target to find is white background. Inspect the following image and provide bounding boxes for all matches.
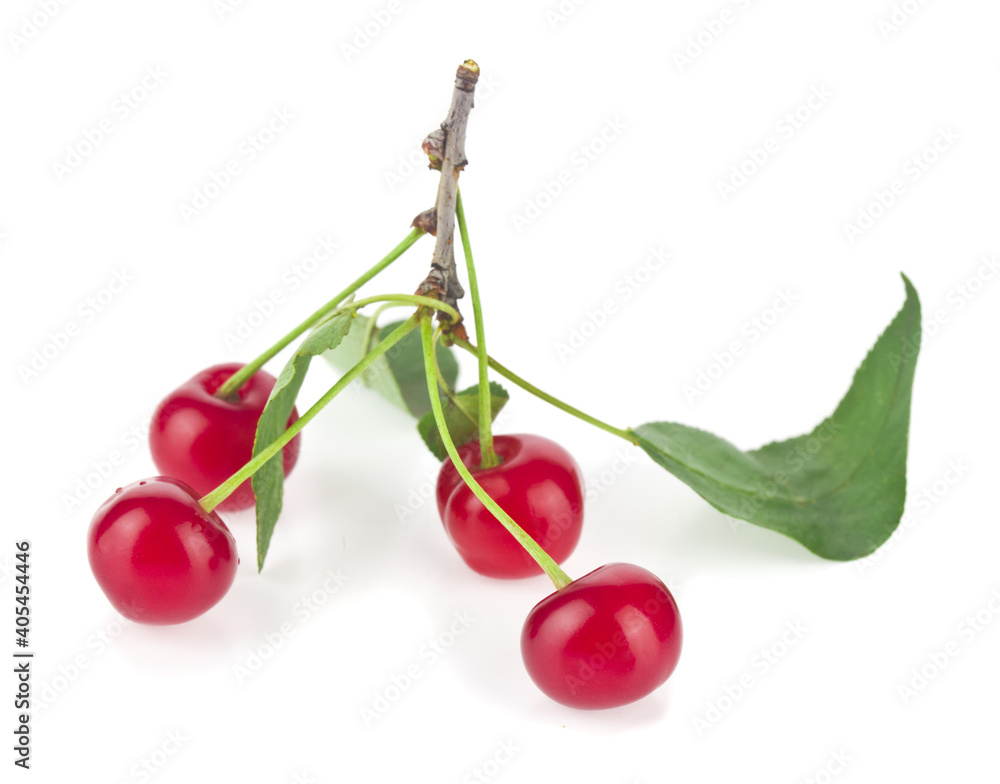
[4,1,999,782]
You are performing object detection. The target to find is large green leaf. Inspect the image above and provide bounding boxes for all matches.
[633,274,921,560]
[417,381,509,460]
[252,311,355,570]
[322,316,458,418]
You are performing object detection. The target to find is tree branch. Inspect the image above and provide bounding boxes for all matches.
[413,59,479,336]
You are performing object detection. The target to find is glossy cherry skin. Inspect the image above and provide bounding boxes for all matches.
[87,477,239,625]
[436,434,584,578]
[521,563,682,709]
[149,363,300,511]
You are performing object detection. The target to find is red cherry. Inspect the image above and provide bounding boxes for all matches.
[436,434,584,578]
[87,477,239,625]
[521,563,682,709]
[149,363,300,511]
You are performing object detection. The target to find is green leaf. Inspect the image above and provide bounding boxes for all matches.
[323,313,404,409]
[633,274,921,561]
[252,311,355,570]
[322,316,458,417]
[417,381,509,460]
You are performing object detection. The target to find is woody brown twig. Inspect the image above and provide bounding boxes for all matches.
[413,59,479,337]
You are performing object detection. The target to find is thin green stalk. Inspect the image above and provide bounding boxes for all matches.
[313,293,461,330]
[452,338,637,444]
[455,188,498,468]
[360,302,407,353]
[430,327,477,424]
[430,327,460,402]
[216,227,425,399]
[420,316,572,590]
[200,316,420,512]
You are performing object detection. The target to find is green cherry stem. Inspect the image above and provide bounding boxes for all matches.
[216,227,426,399]
[420,315,573,590]
[430,327,466,411]
[454,188,498,468]
[314,293,461,330]
[452,338,637,444]
[200,315,420,512]
[360,302,406,353]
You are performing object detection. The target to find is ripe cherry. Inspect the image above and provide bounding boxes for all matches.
[436,434,584,578]
[149,363,300,511]
[87,477,239,625]
[521,563,682,709]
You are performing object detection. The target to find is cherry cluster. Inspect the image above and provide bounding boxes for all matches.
[86,59,682,711]
[87,358,682,709]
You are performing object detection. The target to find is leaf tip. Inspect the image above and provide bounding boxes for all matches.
[898,271,920,310]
